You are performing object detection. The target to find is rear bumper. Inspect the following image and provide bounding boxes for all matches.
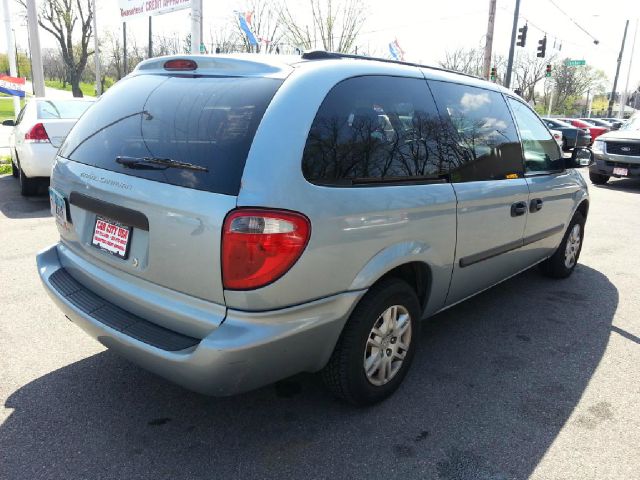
[17,143,56,177]
[37,244,364,395]
[590,155,640,177]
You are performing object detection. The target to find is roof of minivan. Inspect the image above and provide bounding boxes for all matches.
[134,52,514,96]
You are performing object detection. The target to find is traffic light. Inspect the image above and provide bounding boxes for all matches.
[537,36,547,58]
[490,66,497,81]
[517,24,528,47]
[545,64,552,78]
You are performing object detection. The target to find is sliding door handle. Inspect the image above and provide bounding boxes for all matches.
[511,201,527,217]
[530,198,544,212]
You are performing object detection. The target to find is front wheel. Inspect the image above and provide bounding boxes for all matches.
[589,171,609,185]
[321,278,420,406]
[539,211,585,279]
[11,160,19,178]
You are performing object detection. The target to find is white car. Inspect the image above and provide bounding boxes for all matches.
[550,128,563,148]
[4,98,94,195]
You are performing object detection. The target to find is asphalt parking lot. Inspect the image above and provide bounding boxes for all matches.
[1,171,639,480]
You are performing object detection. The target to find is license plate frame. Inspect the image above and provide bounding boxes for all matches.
[613,167,628,176]
[91,216,132,259]
[49,187,69,227]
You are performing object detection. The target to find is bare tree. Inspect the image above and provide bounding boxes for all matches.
[551,59,608,113]
[439,48,506,83]
[18,0,94,97]
[278,0,366,53]
[209,24,242,54]
[512,52,557,102]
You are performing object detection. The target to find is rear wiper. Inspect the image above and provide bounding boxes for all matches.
[116,156,208,172]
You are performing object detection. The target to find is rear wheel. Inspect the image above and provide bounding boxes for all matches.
[19,165,39,196]
[589,171,609,185]
[321,278,420,406]
[539,211,585,279]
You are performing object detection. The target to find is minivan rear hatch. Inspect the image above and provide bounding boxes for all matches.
[54,68,284,310]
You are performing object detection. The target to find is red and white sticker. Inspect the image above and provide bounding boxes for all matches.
[92,217,131,258]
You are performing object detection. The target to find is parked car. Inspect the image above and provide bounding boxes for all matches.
[589,115,640,184]
[561,118,609,142]
[542,118,592,150]
[37,53,591,405]
[3,98,95,196]
[580,118,620,130]
[597,117,624,130]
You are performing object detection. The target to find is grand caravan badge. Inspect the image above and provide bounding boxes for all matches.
[80,172,133,190]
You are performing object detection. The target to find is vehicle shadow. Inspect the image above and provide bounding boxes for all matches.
[595,177,640,192]
[0,175,50,219]
[0,265,617,479]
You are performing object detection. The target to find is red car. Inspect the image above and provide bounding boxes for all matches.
[561,119,609,142]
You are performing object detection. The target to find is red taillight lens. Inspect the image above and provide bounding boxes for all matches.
[222,209,311,290]
[24,123,50,142]
[164,59,198,71]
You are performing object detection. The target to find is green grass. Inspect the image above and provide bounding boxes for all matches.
[45,80,95,97]
[0,97,25,121]
[0,156,11,175]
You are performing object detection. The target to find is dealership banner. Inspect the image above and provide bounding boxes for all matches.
[0,75,25,97]
[119,0,191,20]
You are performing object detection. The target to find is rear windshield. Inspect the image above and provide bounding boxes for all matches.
[38,100,93,119]
[58,74,283,196]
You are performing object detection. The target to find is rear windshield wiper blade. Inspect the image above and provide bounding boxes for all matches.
[116,156,209,172]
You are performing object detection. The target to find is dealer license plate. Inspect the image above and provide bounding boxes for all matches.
[613,167,628,176]
[91,216,132,259]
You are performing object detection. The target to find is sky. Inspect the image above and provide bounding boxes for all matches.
[1,0,639,93]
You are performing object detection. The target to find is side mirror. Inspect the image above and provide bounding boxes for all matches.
[568,147,593,168]
[2,119,15,127]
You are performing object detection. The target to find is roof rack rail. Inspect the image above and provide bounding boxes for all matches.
[300,50,483,81]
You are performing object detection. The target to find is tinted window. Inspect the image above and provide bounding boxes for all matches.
[428,81,523,182]
[507,98,562,173]
[59,75,282,196]
[302,76,451,185]
[37,100,93,119]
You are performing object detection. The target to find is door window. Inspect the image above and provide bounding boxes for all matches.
[507,98,563,173]
[428,81,524,182]
[302,76,451,185]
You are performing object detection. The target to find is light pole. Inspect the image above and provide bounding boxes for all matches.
[191,0,202,54]
[25,0,45,97]
[504,0,521,89]
[91,0,101,96]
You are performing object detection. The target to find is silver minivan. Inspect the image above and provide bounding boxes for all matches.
[37,52,591,405]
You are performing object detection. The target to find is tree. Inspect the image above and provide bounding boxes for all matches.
[512,52,557,103]
[550,60,608,115]
[439,48,507,83]
[19,0,94,97]
[278,0,366,53]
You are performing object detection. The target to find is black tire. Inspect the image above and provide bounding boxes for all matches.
[321,278,421,406]
[539,211,585,279]
[19,165,39,196]
[589,171,609,185]
[11,160,19,178]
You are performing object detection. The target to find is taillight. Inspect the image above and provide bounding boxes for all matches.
[222,209,311,290]
[25,123,50,143]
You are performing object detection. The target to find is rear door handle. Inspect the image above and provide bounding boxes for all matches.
[511,201,527,217]
[530,198,543,213]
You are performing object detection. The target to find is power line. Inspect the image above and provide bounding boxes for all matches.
[545,0,600,45]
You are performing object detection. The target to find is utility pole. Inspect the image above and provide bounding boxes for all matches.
[608,20,629,118]
[91,0,101,96]
[2,0,21,116]
[504,0,521,89]
[123,22,127,76]
[191,0,202,54]
[483,0,497,81]
[618,19,638,119]
[148,16,153,58]
[25,0,45,97]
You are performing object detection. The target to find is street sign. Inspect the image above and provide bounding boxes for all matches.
[119,0,191,20]
[565,59,587,67]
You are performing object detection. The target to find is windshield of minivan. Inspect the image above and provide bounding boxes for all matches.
[37,100,93,119]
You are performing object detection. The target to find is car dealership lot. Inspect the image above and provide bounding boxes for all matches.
[1,172,639,480]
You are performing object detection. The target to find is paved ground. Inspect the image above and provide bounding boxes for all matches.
[0,171,639,480]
